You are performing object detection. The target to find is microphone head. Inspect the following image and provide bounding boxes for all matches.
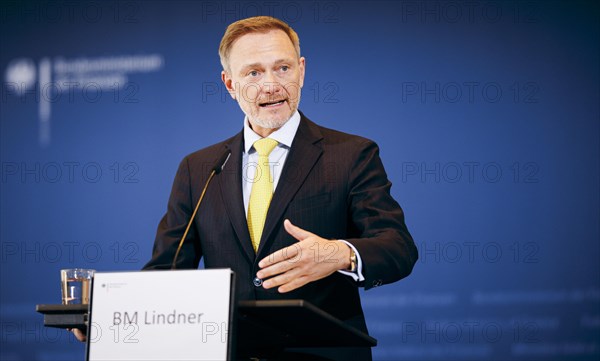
[213,150,231,174]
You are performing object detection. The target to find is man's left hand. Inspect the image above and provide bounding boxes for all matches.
[257,219,352,293]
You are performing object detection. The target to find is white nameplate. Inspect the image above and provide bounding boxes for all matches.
[87,269,234,361]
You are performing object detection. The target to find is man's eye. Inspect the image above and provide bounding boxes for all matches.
[280,66,289,72]
[249,71,258,77]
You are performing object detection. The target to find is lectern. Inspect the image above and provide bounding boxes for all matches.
[36,268,377,359]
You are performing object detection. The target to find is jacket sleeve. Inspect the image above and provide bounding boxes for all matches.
[344,140,418,290]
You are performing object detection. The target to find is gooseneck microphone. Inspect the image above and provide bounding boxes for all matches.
[171,149,231,269]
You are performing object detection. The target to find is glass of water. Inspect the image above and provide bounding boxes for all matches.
[61,269,95,304]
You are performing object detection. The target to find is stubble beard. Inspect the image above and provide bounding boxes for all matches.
[251,116,289,129]
[250,93,301,130]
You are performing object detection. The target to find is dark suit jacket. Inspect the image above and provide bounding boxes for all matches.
[143,112,418,360]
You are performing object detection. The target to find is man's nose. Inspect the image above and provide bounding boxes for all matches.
[261,72,282,94]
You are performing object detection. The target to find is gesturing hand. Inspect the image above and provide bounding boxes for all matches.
[68,328,87,342]
[257,219,351,293]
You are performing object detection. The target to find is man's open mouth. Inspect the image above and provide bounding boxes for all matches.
[259,99,286,107]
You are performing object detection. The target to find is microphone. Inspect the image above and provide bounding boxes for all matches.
[212,149,231,174]
[171,149,231,269]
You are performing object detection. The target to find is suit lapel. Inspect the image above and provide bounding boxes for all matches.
[218,132,256,263]
[257,116,324,257]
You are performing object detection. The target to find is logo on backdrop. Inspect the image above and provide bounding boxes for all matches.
[3,54,164,146]
[5,59,37,96]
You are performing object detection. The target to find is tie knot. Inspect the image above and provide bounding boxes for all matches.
[253,138,278,156]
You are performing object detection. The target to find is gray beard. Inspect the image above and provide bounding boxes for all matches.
[248,93,301,130]
[251,116,289,129]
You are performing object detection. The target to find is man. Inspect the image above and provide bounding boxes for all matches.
[76,16,418,360]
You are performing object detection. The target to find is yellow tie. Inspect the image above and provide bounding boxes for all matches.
[248,138,279,252]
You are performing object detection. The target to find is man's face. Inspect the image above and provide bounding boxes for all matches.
[222,30,305,133]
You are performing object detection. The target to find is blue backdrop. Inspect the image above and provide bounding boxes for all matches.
[1,1,598,360]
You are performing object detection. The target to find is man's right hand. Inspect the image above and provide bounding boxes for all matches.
[68,328,87,342]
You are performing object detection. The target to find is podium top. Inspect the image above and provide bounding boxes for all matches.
[36,304,88,313]
[237,299,377,349]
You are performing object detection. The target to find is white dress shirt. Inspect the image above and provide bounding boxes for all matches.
[241,110,365,282]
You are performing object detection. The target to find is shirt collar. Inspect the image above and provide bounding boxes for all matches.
[243,110,301,153]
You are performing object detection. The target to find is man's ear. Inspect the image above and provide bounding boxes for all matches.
[221,70,237,100]
[298,57,306,88]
